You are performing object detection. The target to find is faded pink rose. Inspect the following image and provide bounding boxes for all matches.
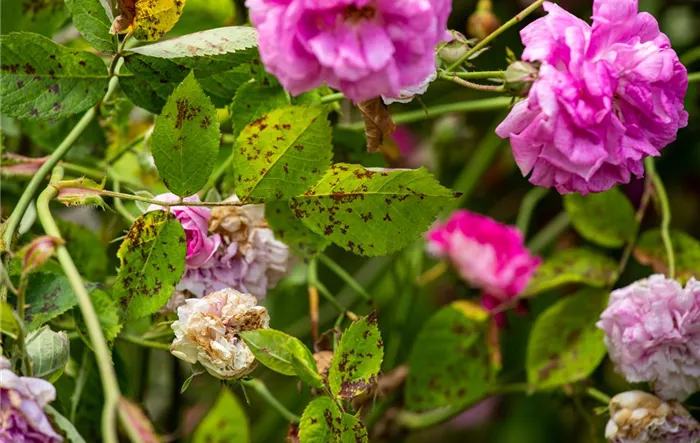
[496,0,688,194]
[426,210,541,325]
[148,193,221,269]
[246,0,451,102]
[598,275,700,401]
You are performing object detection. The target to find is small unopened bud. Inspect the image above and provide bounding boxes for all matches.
[467,0,501,39]
[52,178,108,210]
[504,61,539,97]
[437,31,472,65]
[1,154,49,178]
[606,390,700,442]
[18,236,64,275]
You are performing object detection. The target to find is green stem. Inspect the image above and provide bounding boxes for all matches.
[645,157,675,279]
[17,277,32,376]
[447,0,547,71]
[315,280,351,316]
[71,350,93,422]
[438,71,506,92]
[339,97,512,131]
[103,133,147,165]
[453,70,506,80]
[586,387,611,405]
[516,187,549,237]
[118,335,171,351]
[98,189,244,208]
[240,379,301,423]
[112,180,137,223]
[397,405,462,429]
[527,212,570,253]
[688,72,700,83]
[320,92,345,104]
[318,254,371,301]
[682,47,700,66]
[37,166,121,443]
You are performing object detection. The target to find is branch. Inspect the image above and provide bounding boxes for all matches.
[645,157,675,278]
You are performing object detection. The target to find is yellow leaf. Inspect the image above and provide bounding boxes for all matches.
[133,0,186,41]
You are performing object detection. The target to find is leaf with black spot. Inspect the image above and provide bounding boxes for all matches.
[265,200,330,260]
[298,396,368,443]
[193,387,249,443]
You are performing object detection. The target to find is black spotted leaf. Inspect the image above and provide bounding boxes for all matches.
[290,164,457,256]
[405,301,495,412]
[151,71,220,197]
[526,289,608,389]
[522,248,618,298]
[328,312,383,399]
[635,229,700,284]
[229,81,289,137]
[298,397,368,443]
[113,211,187,319]
[0,33,109,120]
[234,105,332,203]
[265,200,330,260]
[563,187,637,248]
[193,388,249,443]
[65,0,117,53]
[24,274,78,331]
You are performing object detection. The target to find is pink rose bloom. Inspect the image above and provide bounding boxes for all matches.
[426,210,541,325]
[246,0,451,102]
[496,0,688,194]
[597,275,700,401]
[148,193,221,269]
[1,357,63,442]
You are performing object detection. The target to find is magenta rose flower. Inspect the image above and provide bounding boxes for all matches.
[496,0,688,194]
[426,210,541,325]
[597,275,700,401]
[246,0,451,102]
[148,193,221,269]
[0,357,63,442]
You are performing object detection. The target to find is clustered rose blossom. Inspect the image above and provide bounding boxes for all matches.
[0,357,62,442]
[150,194,290,308]
[496,0,688,194]
[605,390,700,443]
[426,210,541,326]
[170,288,270,379]
[598,275,700,401]
[246,0,451,102]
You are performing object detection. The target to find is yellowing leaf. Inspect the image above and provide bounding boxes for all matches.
[112,0,186,41]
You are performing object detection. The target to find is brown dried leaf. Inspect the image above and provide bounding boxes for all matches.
[358,98,395,153]
[110,0,135,35]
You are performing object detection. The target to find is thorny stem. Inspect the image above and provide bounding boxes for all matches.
[447,0,547,72]
[240,379,301,423]
[439,71,506,92]
[97,189,245,208]
[37,167,123,443]
[645,157,675,279]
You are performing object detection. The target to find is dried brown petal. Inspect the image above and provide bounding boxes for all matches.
[358,98,396,154]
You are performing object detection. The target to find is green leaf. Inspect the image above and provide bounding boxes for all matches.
[65,0,117,53]
[151,72,220,197]
[234,105,332,203]
[24,274,78,331]
[298,397,368,443]
[26,326,70,382]
[56,218,109,281]
[239,329,319,385]
[193,388,249,443]
[0,33,109,120]
[121,27,258,112]
[291,164,457,256]
[563,188,637,248]
[1,0,67,37]
[291,354,325,389]
[45,405,88,443]
[0,302,21,339]
[113,211,187,319]
[526,289,608,389]
[405,301,495,411]
[523,248,618,298]
[265,200,330,260]
[635,229,700,284]
[74,287,122,345]
[229,82,289,137]
[328,313,384,399]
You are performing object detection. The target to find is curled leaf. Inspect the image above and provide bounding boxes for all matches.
[358,98,395,153]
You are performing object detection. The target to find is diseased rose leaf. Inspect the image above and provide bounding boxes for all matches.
[233,105,332,203]
[563,187,637,248]
[25,326,70,382]
[66,0,117,53]
[0,33,109,120]
[634,229,700,285]
[229,81,289,137]
[1,0,67,37]
[328,312,384,399]
[240,329,320,386]
[113,0,186,41]
[193,388,249,443]
[290,164,457,256]
[265,200,330,260]
[298,397,368,443]
[405,301,495,411]
[24,274,78,330]
[113,211,187,319]
[151,71,220,197]
[526,288,608,389]
[522,248,618,298]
